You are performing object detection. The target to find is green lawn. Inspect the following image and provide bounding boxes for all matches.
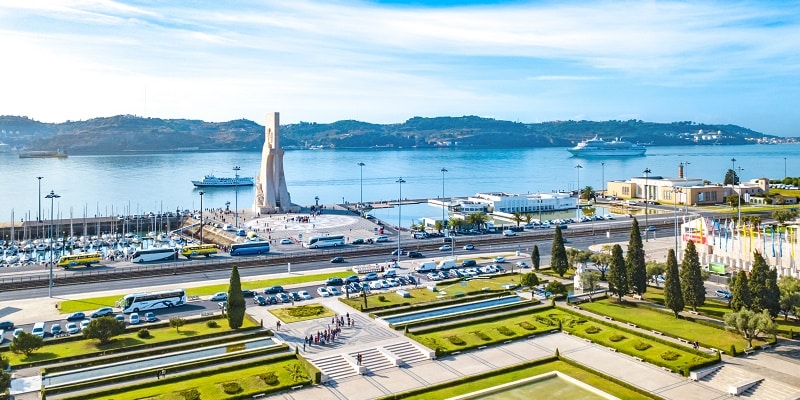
[59,270,354,313]
[6,317,257,365]
[578,298,765,351]
[79,358,310,400]
[398,360,652,400]
[269,304,336,323]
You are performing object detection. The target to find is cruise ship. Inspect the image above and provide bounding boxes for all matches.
[191,175,254,187]
[567,136,646,157]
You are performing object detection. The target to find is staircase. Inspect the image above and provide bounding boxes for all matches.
[383,342,430,366]
[310,354,359,381]
[700,364,753,392]
[348,348,393,372]
[740,378,800,400]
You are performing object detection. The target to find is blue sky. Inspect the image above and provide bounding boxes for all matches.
[1,1,798,136]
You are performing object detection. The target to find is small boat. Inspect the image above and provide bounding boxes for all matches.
[568,136,646,157]
[192,174,254,187]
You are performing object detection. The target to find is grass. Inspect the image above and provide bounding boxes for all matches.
[81,358,310,400]
[59,270,354,313]
[5,317,257,365]
[339,274,523,310]
[578,298,766,351]
[399,360,652,400]
[269,304,336,323]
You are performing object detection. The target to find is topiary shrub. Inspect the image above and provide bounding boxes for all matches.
[206,320,219,328]
[518,321,537,331]
[137,329,150,339]
[178,388,201,400]
[471,331,491,341]
[634,341,652,351]
[447,335,466,346]
[729,344,737,356]
[221,382,242,394]
[260,372,279,386]
[585,325,601,334]
[496,326,515,336]
[378,295,387,302]
[660,351,681,361]
[609,334,626,342]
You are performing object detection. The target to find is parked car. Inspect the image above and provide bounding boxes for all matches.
[326,277,344,286]
[280,238,293,244]
[330,256,345,263]
[266,295,279,304]
[290,292,302,301]
[383,269,397,278]
[516,261,529,268]
[210,292,228,301]
[407,251,423,258]
[264,286,284,294]
[66,312,86,321]
[241,289,256,298]
[328,287,341,296]
[129,313,141,325]
[80,320,90,330]
[363,272,379,281]
[277,293,291,303]
[345,275,361,284]
[298,291,313,300]
[0,321,13,330]
[145,312,157,322]
[494,256,506,263]
[316,287,331,297]
[66,322,80,335]
[715,289,732,299]
[115,314,125,323]
[50,324,63,337]
[351,238,365,244]
[461,259,477,268]
[254,295,268,306]
[12,328,24,338]
[91,307,114,318]
[439,245,452,251]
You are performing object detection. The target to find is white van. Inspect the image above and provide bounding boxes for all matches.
[415,261,437,273]
[437,259,457,270]
[375,235,389,243]
[31,322,45,338]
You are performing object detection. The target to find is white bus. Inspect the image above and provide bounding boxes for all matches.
[131,247,178,263]
[120,289,187,314]
[303,235,346,248]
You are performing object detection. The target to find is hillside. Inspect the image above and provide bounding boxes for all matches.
[0,114,790,154]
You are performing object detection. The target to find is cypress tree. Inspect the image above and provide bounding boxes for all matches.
[748,251,770,313]
[680,240,706,312]
[607,244,628,301]
[765,267,781,317]
[731,271,752,311]
[226,266,246,329]
[626,218,647,296]
[550,226,568,277]
[531,245,541,271]
[663,249,684,318]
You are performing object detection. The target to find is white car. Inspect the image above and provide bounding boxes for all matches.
[379,279,391,289]
[80,320,90,330]
[502,230,516,236]
[129,313,141,325]
[386,278,400,287]
[426,272,441,281]
[298,291,313,300]
[516,261,529,268]
[328,287,341,296]
[439,245,452,251]
[210,292,227,301]
[280,238,293,244]
[494,256,505,263]
[316,287,330,297]
[66,322,80,335]
[369,281,383,290]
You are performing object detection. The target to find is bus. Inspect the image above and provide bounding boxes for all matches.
[303,235,345,249]
[57,252,101,269]
[131,247,178,263]
[180,244,218,259]
[230,241,271,256]
[120,289,187,313]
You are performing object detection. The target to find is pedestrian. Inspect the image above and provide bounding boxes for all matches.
[357,353,363,366]
[276,320,281,331]
[303,341,306,351]
[156,370,161,380]
[161,369,166,379]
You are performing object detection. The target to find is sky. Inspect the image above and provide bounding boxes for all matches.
[1,1,799,136]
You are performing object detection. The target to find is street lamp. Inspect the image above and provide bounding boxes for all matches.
[736,166,744,223]
[683,161,690,178]
[198,191,205,244]
[396,177,406,266]
[643,168,651,241]
[357,162,365,211]
[575,164,583,219]
[670,187,683,260]
[784,157,788,180]
[37,176,43,222]
[233,166,240,230]
[46,190,60,298]
[601,162,605,197]
[441,168,448,230]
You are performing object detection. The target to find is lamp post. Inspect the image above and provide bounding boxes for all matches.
[198,191,204,244]
[601,162,605,197]
[731,158,737,182]
[233,166,240,229]
[643,168,651,241]
[575,164,583,219]
[440,168,448,230]
[736,166,744,223]
[784,157,787,180]
[671,187,683,260]
[37,176,43,222]
[357,162,365,214]
[46,190,60,298]
[683,161,690,178]
[396,177,405,266]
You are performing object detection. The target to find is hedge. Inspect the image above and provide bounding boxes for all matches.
[391,299,542,331]
[294,350,323,384]
[557,356,662,399]
[369,291,512,318]
[409,303,554,336]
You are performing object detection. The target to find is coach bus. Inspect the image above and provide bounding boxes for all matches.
[180,244,218,259]
[120,289,187,313]
[230,241,271,256]
[57,252,101,269]
[303,235,345,249]
[131,247,178,263]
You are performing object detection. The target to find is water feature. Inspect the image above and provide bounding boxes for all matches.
[42,337,277,387]
[468,374,609,400]
[382,295,522,325]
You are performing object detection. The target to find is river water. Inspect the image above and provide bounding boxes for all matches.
[0,144,796,225]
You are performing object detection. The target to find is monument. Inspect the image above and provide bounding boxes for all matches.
[253,112,296,213]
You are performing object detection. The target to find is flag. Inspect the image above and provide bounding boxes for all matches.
[779,230,783,257]
[725,224,729,251]
[771,227,775,258]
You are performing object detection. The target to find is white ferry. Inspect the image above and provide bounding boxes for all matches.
[191,175,254,187]
[567,136,646,157]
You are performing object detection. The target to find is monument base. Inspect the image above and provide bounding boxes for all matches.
[253,204,301,215]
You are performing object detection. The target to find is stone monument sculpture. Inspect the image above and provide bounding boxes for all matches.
[253,112,295,213]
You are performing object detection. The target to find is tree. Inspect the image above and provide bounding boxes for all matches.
[772,209,797,225]
[545,281,567,298]
[227,266,246,329]
[724,309,776,348]
[0,354,9,395]
[764,268,781,318]
[663,249,684,318]
[680,240,706,312]
[531,245,540,271]
[580,271,600,302]
[724,169,740,185]
[434,220,444,233]
[778,276,800,320]
[581,186,595,201]
[520,272,540,288]
[626,218,647,296]
[607,244,628,301]
[550,226,569,277]
[170,317,186,333]
[512,212,523,227]
[730,272,753,311]
[725,194,740,209]
[748,252,770,313]
[645,261,666,287]
[523,213,533,224]
[10,332,44,356]
[82,316,126,345]
[590,249,612,280]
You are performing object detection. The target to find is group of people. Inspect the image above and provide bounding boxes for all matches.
[301,313,355,350]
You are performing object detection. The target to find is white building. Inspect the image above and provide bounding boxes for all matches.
[466,192,576,213]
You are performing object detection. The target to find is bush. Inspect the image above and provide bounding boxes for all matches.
[660,351,681,361]
[378,295,387,302]
[287,305,327,318]
[496,326,515,336]
[585,325,602,334]
[447,335,465,346]
[260,372,279,386]
[137,329,151,339]
[179,388,201,400]
[206,320,219,328]
[634,341,652,351]
[471,331,491,341]
[609,334,626,342]
[518,321,537,331]
[221,382,242,394]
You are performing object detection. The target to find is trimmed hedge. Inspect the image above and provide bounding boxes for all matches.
[393,299,542,331]
[410,304,553,336]
[368,291,514,317]
[294,351,323,384]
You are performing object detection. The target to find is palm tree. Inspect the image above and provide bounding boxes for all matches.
[512,212,524,227]
[523,213,533,224]
[581,186,595,201]
[470,212,488,231]
[434,220,444,233]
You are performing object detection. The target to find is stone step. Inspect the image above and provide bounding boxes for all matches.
[310,355,359,381]
[383,342,429,365]
[701,365,753,392]
[348,348,393,371]
[744,379,800,400]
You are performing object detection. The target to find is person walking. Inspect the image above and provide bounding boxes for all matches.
[357,353,363,366]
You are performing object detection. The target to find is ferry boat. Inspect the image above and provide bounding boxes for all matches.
[567,136,646,157]
[191,174,254,187]
[18,149,68,158]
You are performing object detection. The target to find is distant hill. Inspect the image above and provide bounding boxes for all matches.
[0,114,790,154]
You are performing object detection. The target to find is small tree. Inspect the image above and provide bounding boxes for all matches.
[545,281,567,298]
[169,317,186,333]
[724,309,776,348]
[0,354,9,395]
[724,169,740,185]
[626,218,647,296]
[580,271,600,302]
[512,212,524,227]
[607,244,628,301]
[731,271,753,311]
[772,209,797,225]
[550,226,569,277]
[680,240,706,312]
[520,272,540,288]
[778,276,800,320]
[646,261,666,287]
[227,266,246,329]
[765,268,781,318]
[663,249,684,318]
[10,332,44,357]
[82,316,126,345]
[748,252,770,313]
[590,250,612,280]
[531,245,541,271]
